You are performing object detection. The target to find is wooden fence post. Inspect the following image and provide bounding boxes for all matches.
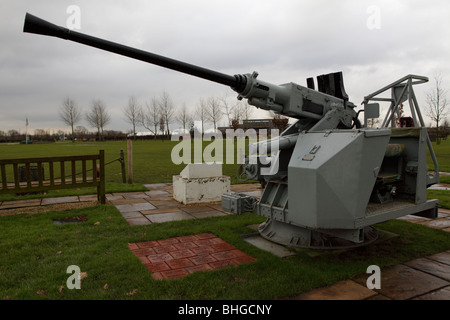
[127,139,133,184]
[120,149,126,184]
[98,149,106,204]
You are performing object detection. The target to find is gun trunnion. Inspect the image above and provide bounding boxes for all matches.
[23,13,439,248]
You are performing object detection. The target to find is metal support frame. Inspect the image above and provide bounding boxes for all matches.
[362,75,439,185]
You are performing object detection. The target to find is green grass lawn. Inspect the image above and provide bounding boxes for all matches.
[1,139,449,300]
[0,139,251,185]
[428,138,450,172]
[0,204,448,300]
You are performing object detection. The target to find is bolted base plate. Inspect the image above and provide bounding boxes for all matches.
[258,219,379,250]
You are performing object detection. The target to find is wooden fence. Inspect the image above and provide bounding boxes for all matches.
[0,150,105,204]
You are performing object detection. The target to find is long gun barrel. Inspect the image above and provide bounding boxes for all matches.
[23,13,358,128]
[23,13,247,92]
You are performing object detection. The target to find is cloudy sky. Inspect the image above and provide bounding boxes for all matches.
[1,0,449,134]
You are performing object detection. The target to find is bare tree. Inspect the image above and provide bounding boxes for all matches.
[426,74,449,144]
[233,100,253,129]
[158,91,176,136]
[140,98,159,138]
[8,129,20,139]
[176,103,191,132]
[141,98,161,138]
[242,100,253,122]
[195,98,207,134]
[188,116,195,133]
[86,99,111,141]
[159,116,165,140]
[231,100,245,124]
[219,94,234,127]
[74,126,89,140]
[123,96,142,139]
[205,97,223,130]
[59,97,81,142]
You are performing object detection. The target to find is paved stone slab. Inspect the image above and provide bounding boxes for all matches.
[109,198,148,205]
[147,200,180,208]
[187,210,226,218]
[79,195,98,202]
[146,196,173,201]
[438,210,450,218]
[205,203,228,213]
[146,211,194,223]
[141,207,183,215]
[413,286,450,300]
[126,217,151,226]
[0,198,41,209]
[122,193,150,199]
[106,195,124,201]
[353,264,449,300]
[144,183,169,189]
[405,258,450,281]
[427,251,450,266]
[180,205,216,213]
[293,280,377,300]
[145,190,170,196]
[121,211,145,219]
[420,218,450,229]
[115,202,156,213]
[41,196,79,205]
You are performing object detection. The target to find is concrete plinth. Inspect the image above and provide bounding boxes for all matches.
[173,163,230,204]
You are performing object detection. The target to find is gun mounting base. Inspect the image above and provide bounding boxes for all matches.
[258,219,379,250]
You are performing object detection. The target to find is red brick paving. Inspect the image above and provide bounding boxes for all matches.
[128,233,256,280]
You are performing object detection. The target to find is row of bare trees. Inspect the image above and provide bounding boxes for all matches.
[123,92,255,139]
[59,97,111,141]
[123,91,176,139]
[58,90,258,141]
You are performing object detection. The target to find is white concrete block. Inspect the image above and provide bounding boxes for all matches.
[180,163,222,179]
[173,175,230,204]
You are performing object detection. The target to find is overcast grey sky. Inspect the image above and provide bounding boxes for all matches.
[1,0,449,134]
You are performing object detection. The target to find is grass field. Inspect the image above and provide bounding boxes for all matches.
[0,139,250,185]
[0,138,449,300]
[427,138,450,172]
[0,205,448,300]
[1,135,449,184]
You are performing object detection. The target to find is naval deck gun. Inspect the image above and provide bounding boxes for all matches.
[23,13,439,248]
